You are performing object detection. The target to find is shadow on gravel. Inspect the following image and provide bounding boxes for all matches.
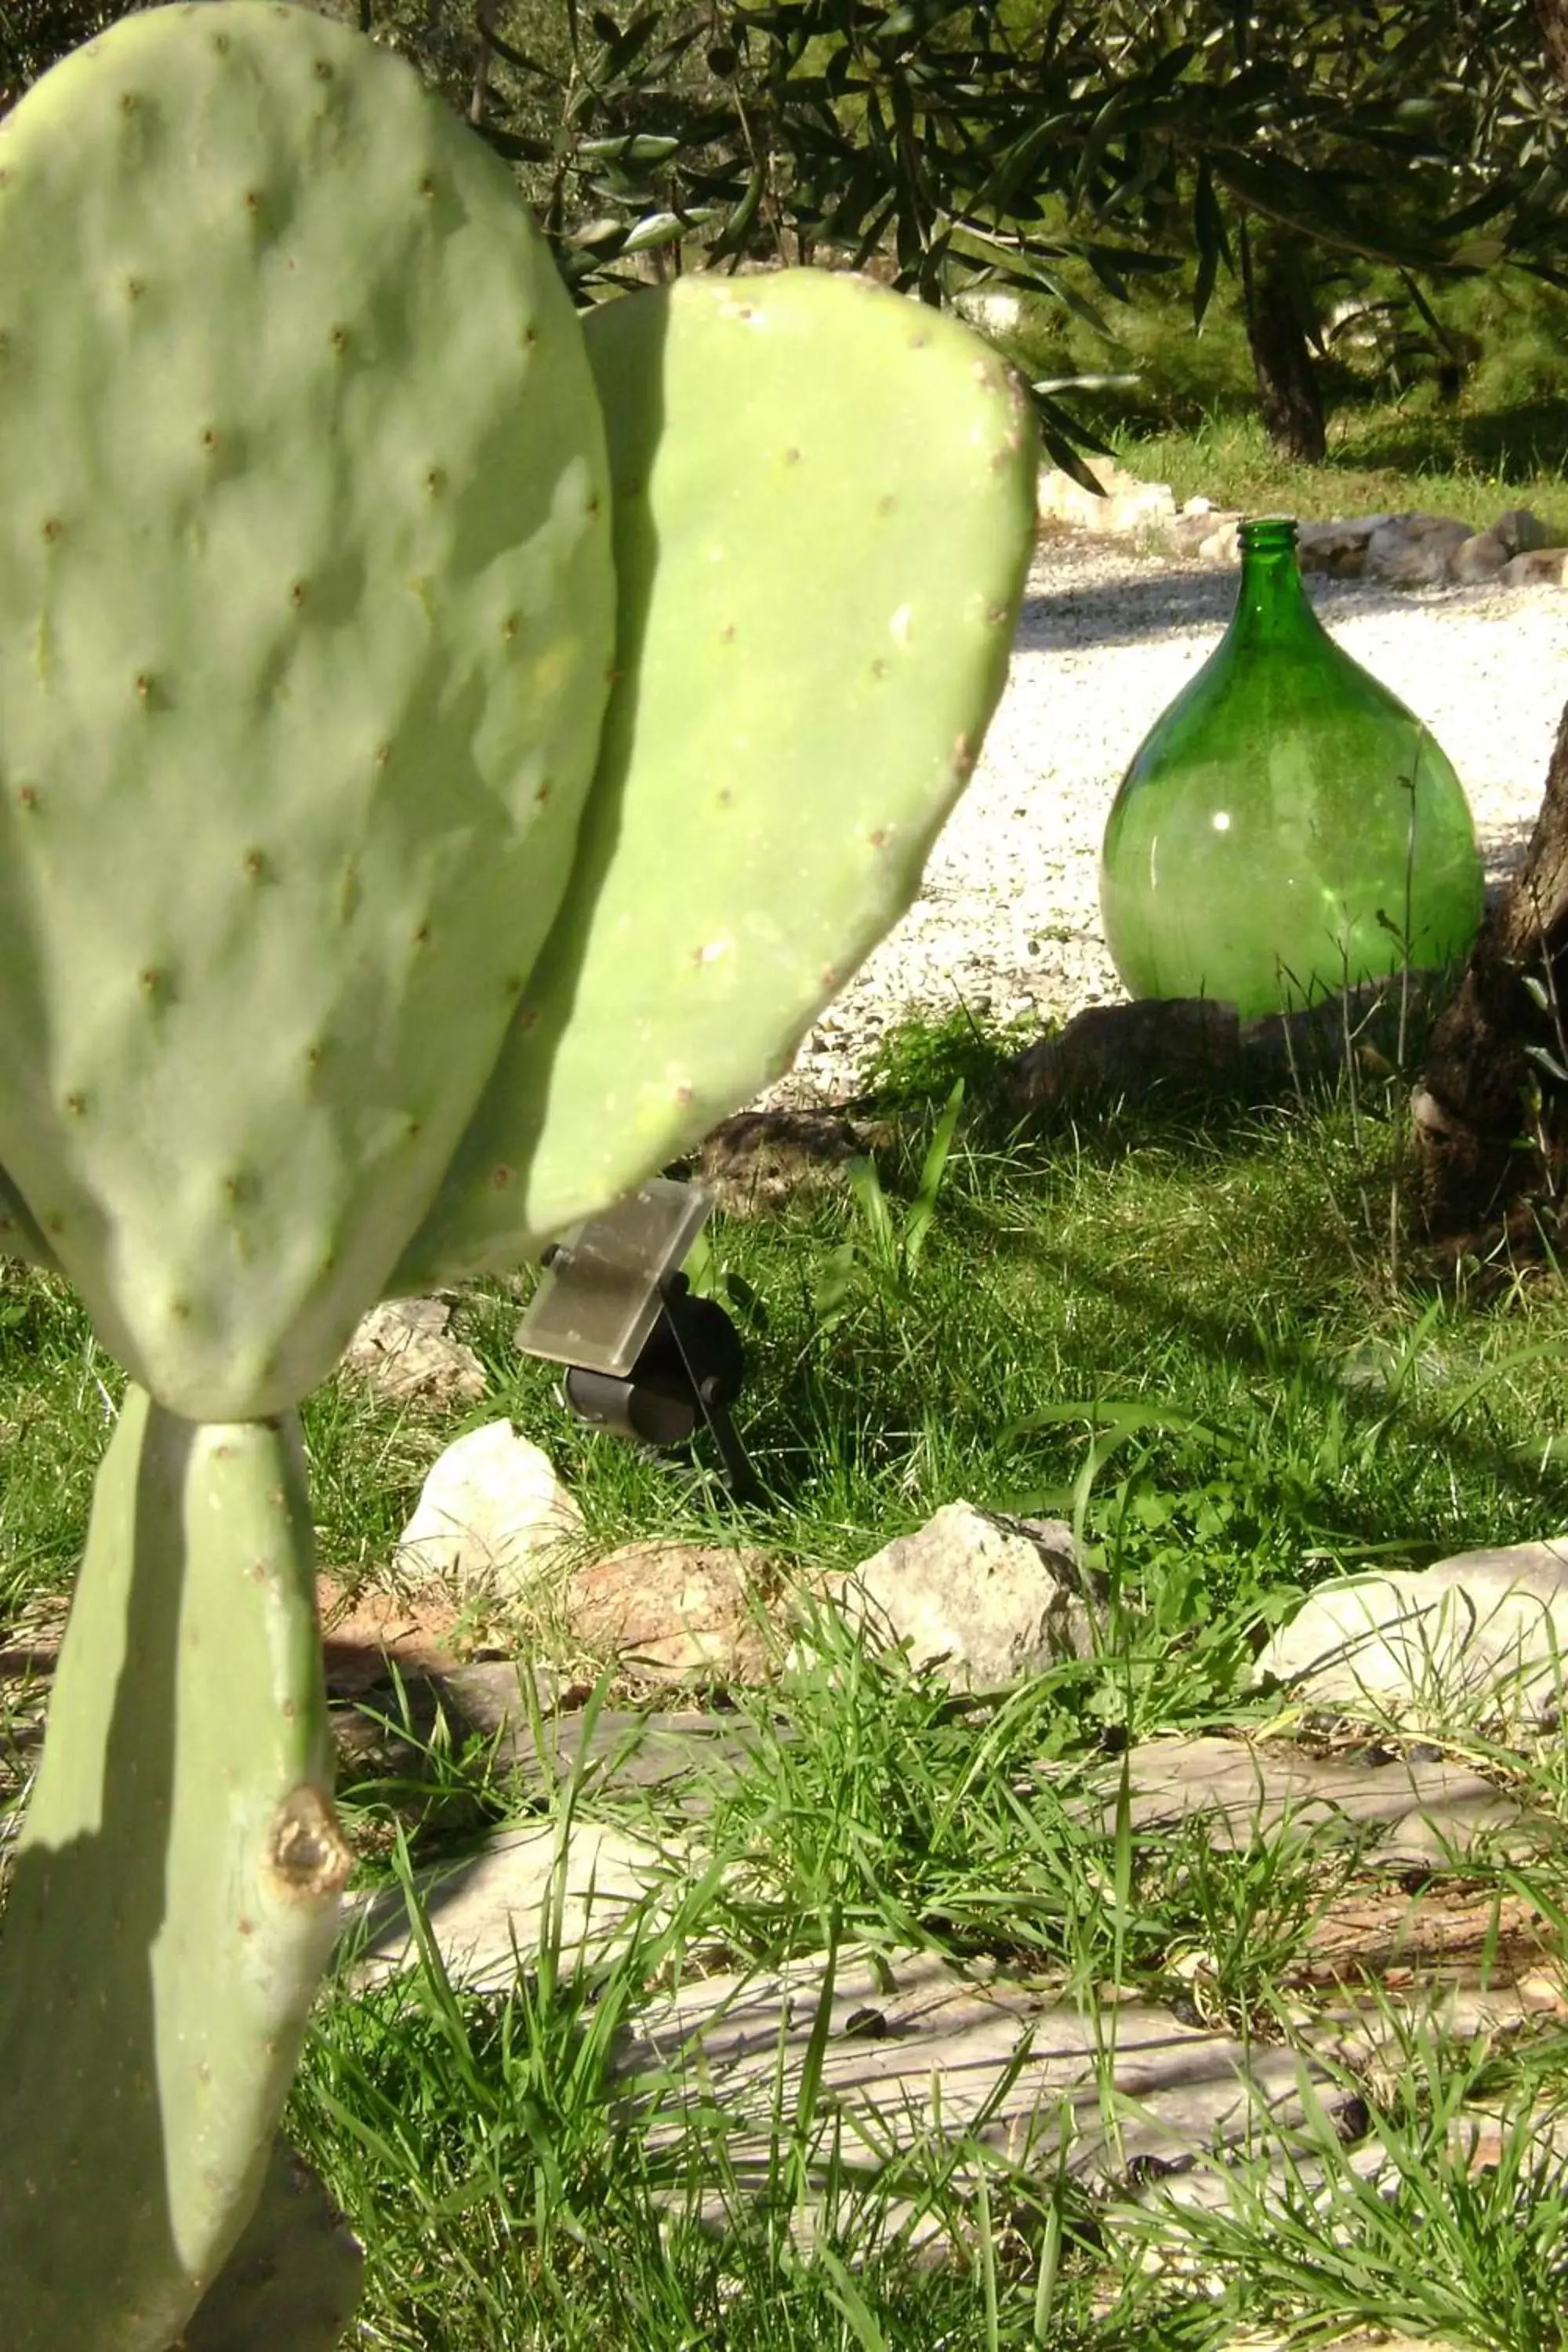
[1018,546,1529,654]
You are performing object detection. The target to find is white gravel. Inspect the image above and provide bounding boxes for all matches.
[765,534,1568,1109]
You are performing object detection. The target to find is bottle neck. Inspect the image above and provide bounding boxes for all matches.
[1227,522,1324,653]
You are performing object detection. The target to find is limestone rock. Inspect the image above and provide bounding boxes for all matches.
[1492,505,1552,557]
[1036,459,1174,537]
[566,1540,780,1683]
[1255,1537,1568,1726]
[348,1817,669,1987]
[1004,999,1241,1112]
[824,1501,1092,1691]
[1499,546,1568,589]
[434,1658,569,1740]
[618,1946,1359,2240]
[1194,513,1242,564]
[1296,516,1394,577]
[394,1420,584,1602]
[1068,1733,1533,1865]
[1363,513,1475,586]
[953,287,1023,338]
[342,1296,487,1408]
[485,1704,782,1810]
[1167,506,1243,561]
[1449,528,1510,585]
[317,1573,470,1696]
[695,1108,872,1218]
[1105,482,1179,538]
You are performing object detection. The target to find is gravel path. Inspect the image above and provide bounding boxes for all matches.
[764,535,1568,1109]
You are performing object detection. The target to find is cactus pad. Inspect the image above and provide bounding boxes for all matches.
[0,1389,350,2350]
[0,2,614,1417]
[393,270,1036,1285]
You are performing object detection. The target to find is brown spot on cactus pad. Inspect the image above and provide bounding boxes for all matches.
[267,1786,351,1902]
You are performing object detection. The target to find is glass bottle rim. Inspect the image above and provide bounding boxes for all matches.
[1239,515,1299,554]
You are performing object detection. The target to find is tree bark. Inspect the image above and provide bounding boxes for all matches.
[1535,0,1568,88]
[1412,701,1568,1253]
[1410,0,1568,1259]
[1243,223,1327,465]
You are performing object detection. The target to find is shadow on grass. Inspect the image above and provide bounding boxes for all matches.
[1341,397,1568,485]
[714,1063,1568,1565]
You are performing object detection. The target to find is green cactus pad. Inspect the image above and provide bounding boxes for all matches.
[0,2,614,1417]
[392,270,1036,1286]
[0,1389,350,2350]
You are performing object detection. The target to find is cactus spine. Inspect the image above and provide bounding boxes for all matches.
[0,5,1037,2343]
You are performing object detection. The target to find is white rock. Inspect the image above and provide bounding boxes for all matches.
[342,1296,487,1406]
[348,1818,667,1987]
[394,1419,584,1601]
[953,287,1023,337]
[1106,484,1178,536]
[1036,458,1173,535]
[1254,1537,1568,1726]
[1363,512,1475,586]
[1195,514,1241,564]
[823,1501,1092,1691]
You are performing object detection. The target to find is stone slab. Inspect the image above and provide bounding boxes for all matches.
[1065,1736,1534,1867]
[615,1946,1356,2212]
[490,1704,782,1813]
[346,1817,680,1989]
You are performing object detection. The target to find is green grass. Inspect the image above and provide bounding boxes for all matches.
[7,999,1568,2347]
[982,246,1568,535]
[1101,401,1568,543]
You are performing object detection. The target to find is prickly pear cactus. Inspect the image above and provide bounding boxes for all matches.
[0,0,615,1421]
[393,270,1038,1284]
[0,1388,348,2352]
[0,9,1040,2346]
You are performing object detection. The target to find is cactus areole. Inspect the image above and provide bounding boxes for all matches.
[0,5,1037,2347]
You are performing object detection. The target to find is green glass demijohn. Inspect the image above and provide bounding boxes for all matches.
[1098,517,1485,1018]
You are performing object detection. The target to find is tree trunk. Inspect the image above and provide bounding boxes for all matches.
[1410,0,1568,1259]
[1243,223,1327,465]
[1412,701,1568,1255]
[1535,0,1568,87]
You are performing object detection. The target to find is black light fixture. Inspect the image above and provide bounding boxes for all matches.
[512,1177,764,1504]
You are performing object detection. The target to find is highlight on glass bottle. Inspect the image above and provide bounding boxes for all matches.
[1098,516,1485,1020]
